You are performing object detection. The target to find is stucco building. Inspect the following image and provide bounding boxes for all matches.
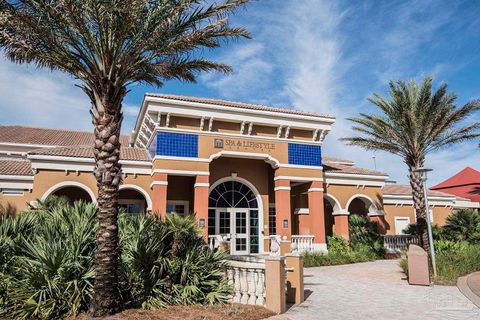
[0,94,477,253]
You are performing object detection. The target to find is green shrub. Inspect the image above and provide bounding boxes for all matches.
[304,245,377,267]
[0,198,231,319]
[348,215,385,257]
[435,241,480,285]
[400,240,480,285]
[326,235,348,254]
[403,223,443,240]
[442,209,480,243]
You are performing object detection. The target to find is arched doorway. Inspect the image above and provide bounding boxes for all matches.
[347,195,377,217]
[42,181,96,204]
[323,194,342,237]
[208,178,261,254]
[119,185,151,214]
[52,186,92,203]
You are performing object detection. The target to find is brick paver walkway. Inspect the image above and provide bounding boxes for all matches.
[285,260,480,320]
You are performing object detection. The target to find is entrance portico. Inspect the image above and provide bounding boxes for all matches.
[136,94,335,254]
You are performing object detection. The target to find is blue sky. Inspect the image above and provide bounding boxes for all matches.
[0,0,479,185]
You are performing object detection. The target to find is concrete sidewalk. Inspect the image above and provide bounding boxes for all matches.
[284,260,480,320]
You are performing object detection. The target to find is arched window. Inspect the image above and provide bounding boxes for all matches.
[208,180,258,209]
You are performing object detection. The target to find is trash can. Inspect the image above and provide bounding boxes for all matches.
[407,244,430,286]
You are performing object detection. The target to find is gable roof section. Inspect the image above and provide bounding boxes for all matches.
[323,162,387,176]
[383,183,459,198]
[0,157,33,176]
[322,156,355,166]
[145,93,335,119]
[431,167,480,189]
[29,145,150,161]
[0,126,130,147]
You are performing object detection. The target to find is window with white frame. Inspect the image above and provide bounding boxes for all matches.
[394,216,411,235]
[167,200,189,216]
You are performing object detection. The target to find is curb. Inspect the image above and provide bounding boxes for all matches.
[457,272,480,309]
[266,315,291,320]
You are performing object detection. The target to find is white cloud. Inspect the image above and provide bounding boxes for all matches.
[202,0,479,185]
[200,43,274,101]
[0,57,139,135]
[0,57,92,130]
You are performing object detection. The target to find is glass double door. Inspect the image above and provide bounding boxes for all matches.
[215,208,249,255]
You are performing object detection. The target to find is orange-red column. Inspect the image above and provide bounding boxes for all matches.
[194,175,210,239]
[333,213,349,241]
[151,173,168,217]
[370,215,387,235]
[308,181,326,250]
[274,178,292,240]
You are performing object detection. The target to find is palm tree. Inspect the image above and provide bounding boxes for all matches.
[0,0,250,315]
[342,77,480,251]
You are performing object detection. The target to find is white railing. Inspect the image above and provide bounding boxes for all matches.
[208,235,227,250]
[383,235,419,253]
[225,259,266,306]
[291,235,315,253]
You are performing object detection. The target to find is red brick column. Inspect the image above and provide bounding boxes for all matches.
[194,174,210,239]
[370,214,387,235]
[333,213,350,241]
[274,178,292,240]
[151,172,168,218]
[308,181,326,250]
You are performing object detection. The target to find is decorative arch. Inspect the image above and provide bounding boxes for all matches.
[323,193,342,212]
[41,181,97,203]
[119,184,152,211]
[209,151,280,169]
[345,194,378,215]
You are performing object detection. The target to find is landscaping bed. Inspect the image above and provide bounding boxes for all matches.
[75,304,275,320]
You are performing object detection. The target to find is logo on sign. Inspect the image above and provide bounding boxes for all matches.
[214,139,224,148]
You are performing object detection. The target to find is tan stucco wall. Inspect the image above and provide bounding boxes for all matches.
[152,159,209,171]
[211,120,241,134]
[169,116,200,130]
[0,193,31,213]
[275,167,323,179]
[0,170,153,214]
[383,204,453,235]
[323,184,383,210]
[251,125,277,138]
[198,135,290,164]
[289,128,312,141]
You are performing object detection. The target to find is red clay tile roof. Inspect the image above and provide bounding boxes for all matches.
[29,145,150,161]
[323,162,387,176]
[431,167,480,189]
[0,157,33,176]
[322,156,355,166]
[0,126,130,146]
[146,93,335,119]
[383,184,457,198]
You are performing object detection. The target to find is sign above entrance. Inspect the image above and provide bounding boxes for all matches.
[214,138,276,153]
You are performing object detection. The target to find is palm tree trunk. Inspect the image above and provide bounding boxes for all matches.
[408,166,429,251]
[88,87,125,317]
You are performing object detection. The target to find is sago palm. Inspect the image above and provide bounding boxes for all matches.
[0,0,250,315]
[342,77,480,251]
